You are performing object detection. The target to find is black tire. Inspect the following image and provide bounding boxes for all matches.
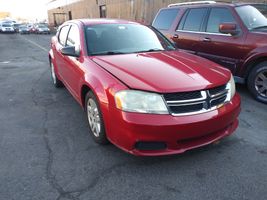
[85,91,109,144]
[49,60,63,88]
[247,61,267,104]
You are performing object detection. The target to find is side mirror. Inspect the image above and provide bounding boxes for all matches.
[60,46,80,57]
[219,23,240,36]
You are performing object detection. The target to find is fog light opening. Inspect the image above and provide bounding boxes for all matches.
[135,141,167,151]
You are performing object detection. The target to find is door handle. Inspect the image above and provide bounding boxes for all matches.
[173,34,179,39]
[203,37,211,42]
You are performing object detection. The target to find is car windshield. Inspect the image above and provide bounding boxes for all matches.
[85,23,175,56]
[236,5,267,30]
[38,25,46,28]
[20,25,27,28]
[251,4,267,17]
[2,24,12,27]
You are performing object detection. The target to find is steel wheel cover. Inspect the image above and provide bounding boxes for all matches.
[255,69,267,97]
[87,98,101,137]
[51,62,56,84]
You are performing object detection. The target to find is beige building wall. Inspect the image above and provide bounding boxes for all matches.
[47,0,267,26]
[0,12,11,20]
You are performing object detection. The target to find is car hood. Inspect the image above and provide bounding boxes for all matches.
[91,51,231,93]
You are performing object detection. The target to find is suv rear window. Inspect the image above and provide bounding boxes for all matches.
[178,8,207,32]
[153,9,179,30]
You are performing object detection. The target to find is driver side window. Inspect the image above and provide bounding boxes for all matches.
[58,25,70,46]
[66,25,80,47]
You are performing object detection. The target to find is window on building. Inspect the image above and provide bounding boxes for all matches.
[206,8,236,33]
[100,5,106,18]
[177,8,208,32]
[152,9,179,30]
[68,11,72,20]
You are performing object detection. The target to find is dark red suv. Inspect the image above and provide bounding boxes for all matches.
[153,1,267,103]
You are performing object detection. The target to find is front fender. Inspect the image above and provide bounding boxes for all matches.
[79,59,128,138]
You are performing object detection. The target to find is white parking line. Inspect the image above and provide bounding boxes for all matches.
[0,61,10,64]
[20,36,48,52]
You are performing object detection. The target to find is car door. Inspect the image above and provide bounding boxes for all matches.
[172,7,208,54]
[197,7,247,74]
[60,24,83,100]
[54,24,70,78]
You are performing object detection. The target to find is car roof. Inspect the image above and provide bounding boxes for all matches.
[66,18,140,26]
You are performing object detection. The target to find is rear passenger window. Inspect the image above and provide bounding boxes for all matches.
[178,8,207,32]
[153,9,179,30]
[58,25,70,46]
[206,8,236,33]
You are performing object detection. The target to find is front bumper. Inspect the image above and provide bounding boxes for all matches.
[20,30,30,34]
[107,94,241,156]
[38,30,50,34]
[2,29,15,33]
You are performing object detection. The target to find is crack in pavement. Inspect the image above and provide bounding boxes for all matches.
[43,123,79,200]
[31,88,39,107]
[160,184,182,194]
[31,68,79,200]
[31,67,133,200]
[67,162,133,198]
[31,69,48,106]
[239,118,252,128]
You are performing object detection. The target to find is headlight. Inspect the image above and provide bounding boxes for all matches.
[226,74,236,101]
[115,90,169,114]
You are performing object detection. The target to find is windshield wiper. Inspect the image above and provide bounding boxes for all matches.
[91,51,127,56]
[91,49,164,56]
[251,25,267,30]
[133,48,163,53]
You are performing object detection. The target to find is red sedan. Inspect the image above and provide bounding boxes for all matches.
[49,19,241,156]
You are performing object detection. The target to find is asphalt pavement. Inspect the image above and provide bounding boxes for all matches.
[0,33,266,200]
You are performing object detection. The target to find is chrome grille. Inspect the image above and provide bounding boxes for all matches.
[163,84,228,116]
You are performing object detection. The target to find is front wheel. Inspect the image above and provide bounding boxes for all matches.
[247,61,267,104]
[50,61,63,88]
[85,91,109,144]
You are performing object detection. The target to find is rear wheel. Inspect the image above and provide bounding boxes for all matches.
[50,61,63,88]
[85,91,108,144]
[247,61,267,104]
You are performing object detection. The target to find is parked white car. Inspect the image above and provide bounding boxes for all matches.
[1,23,15,33]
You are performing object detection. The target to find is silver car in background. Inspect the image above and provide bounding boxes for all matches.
[0,23,15,33]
